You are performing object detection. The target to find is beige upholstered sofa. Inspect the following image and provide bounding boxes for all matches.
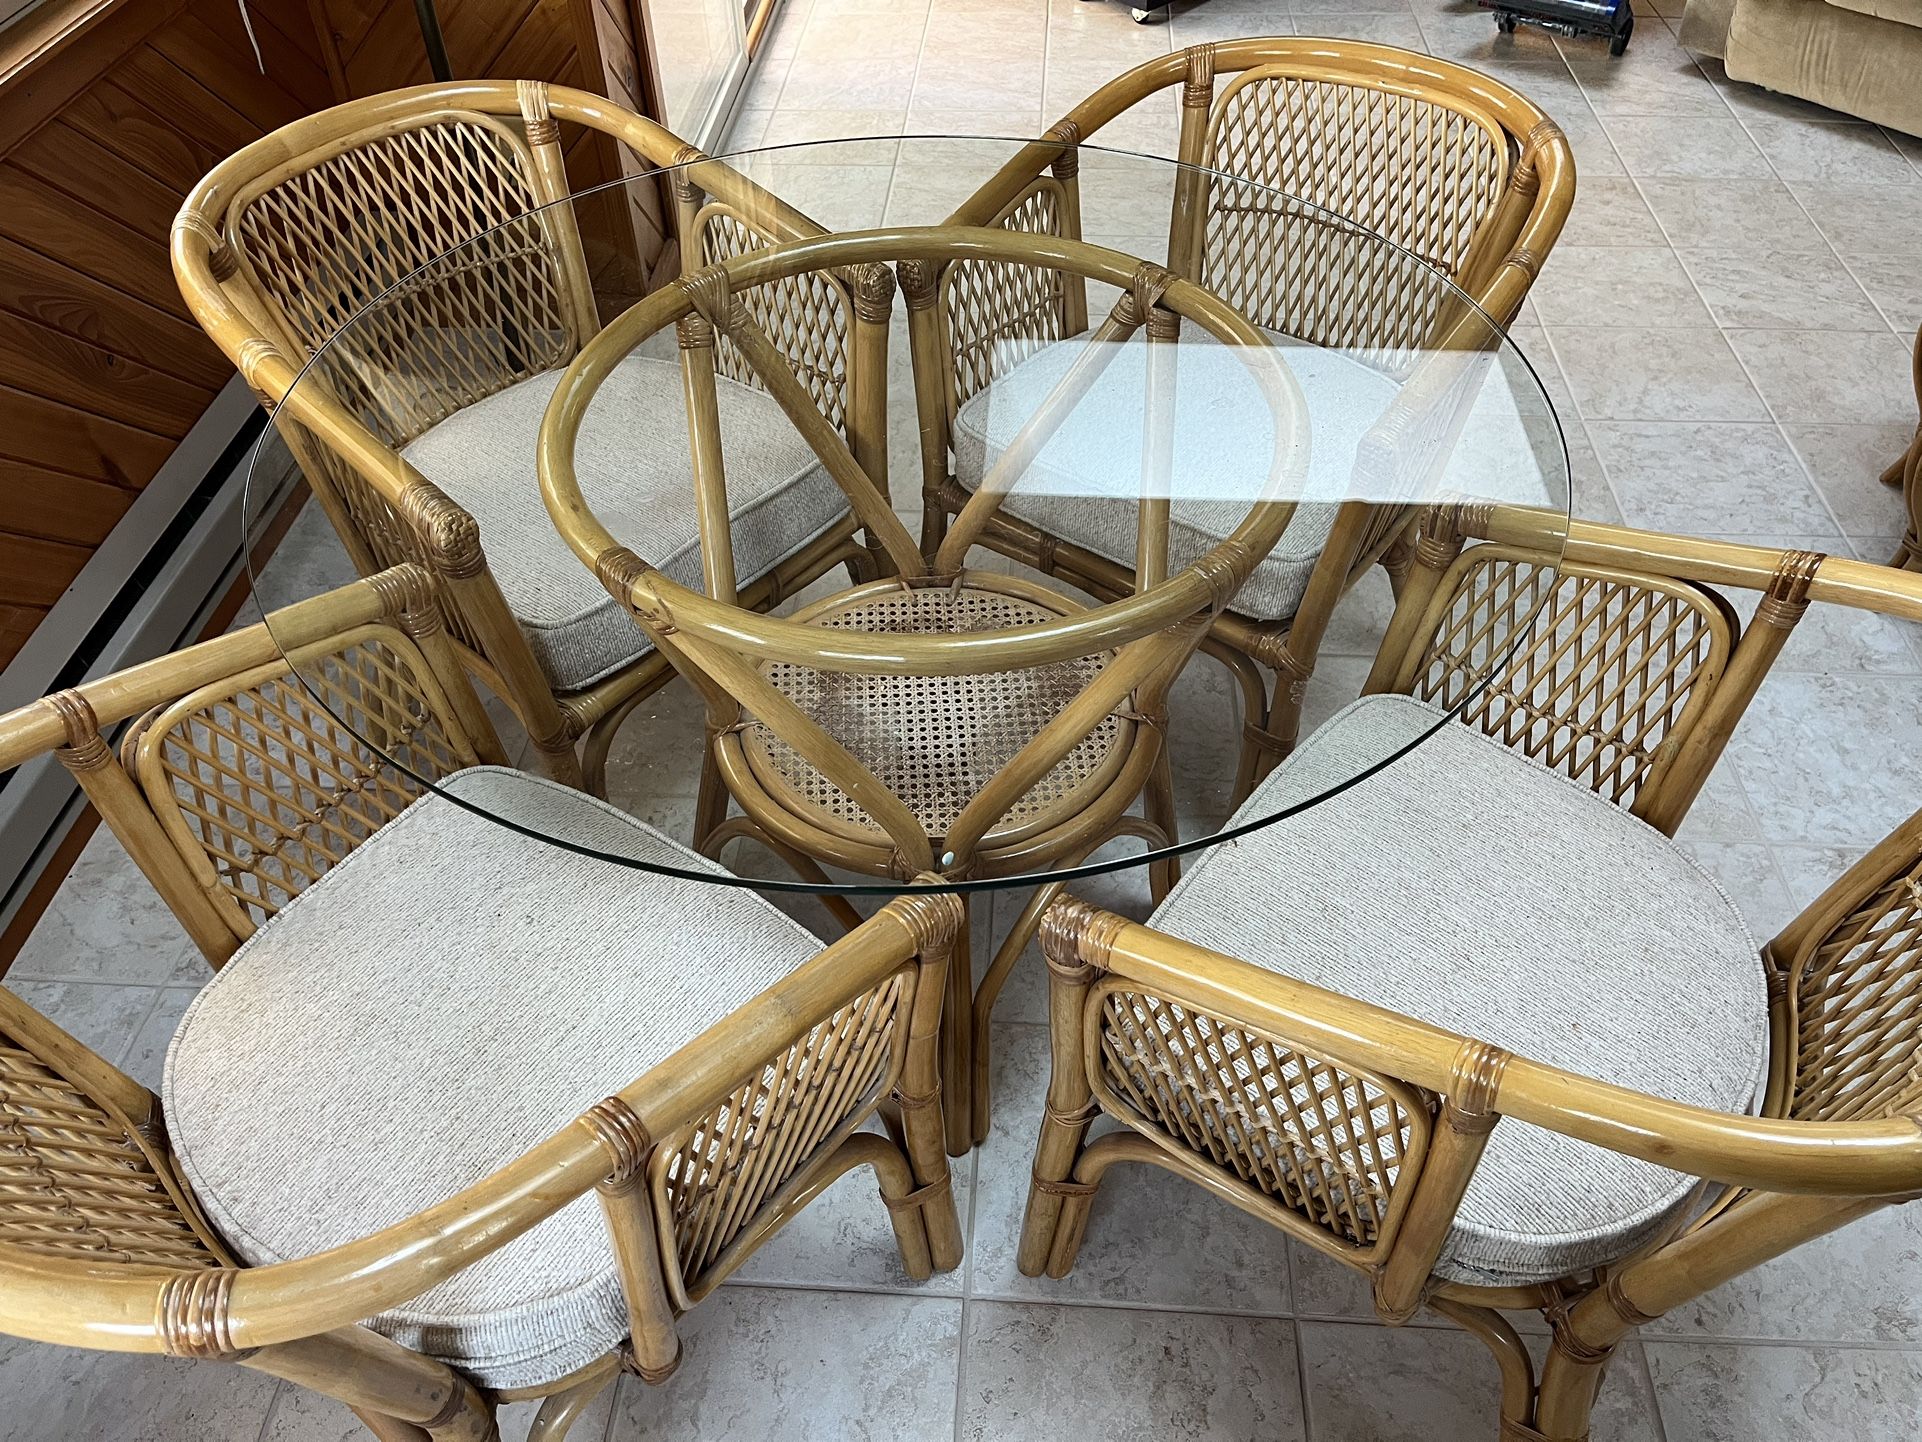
[1681,0,1922,135]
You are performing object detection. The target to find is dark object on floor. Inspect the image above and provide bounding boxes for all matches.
[1078,0,1168,24]
[1478,0,1634,54]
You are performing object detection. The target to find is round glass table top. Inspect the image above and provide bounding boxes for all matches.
[241,136,1572,898]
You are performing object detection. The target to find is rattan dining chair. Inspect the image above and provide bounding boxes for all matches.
[540,226,1323,1153]
[0,565,962,1440]
[1018,513,1922,1442]
[172,80,891,795]
[930,40,1577,799]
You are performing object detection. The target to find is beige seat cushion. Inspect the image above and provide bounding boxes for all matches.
[164,767,823,1391]
[403,355,849,692]
[1148,695,1768,1287]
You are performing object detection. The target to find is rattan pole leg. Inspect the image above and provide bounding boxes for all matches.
[1143,745,1179,903]
[691,736,730,852]
[525,1365,620,1442]
[865,1135,935,1280]
[242,1331,495,1442]
[900,259,954,561]
[972,880,1068,1147]
[1380,525,1419,601]
[697,817,865,934]
[1199,635,1269,807]
[1430,1300,1535,1427]
[578,686,657,799]
[1018,905,1101,1275]
[895,893,966,1269]
[940,901,975,1157]
[595,1173,681,1385]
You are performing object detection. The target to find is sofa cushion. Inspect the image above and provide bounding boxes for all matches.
[164,767,824,1390]
[1148,695,1767,1287]
[403,355,849,692]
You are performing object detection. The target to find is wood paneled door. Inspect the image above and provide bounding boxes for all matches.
[0,0,671,672]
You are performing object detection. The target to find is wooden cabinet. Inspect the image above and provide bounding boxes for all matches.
[0,0,671,672]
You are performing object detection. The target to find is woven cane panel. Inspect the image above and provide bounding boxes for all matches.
[1202,77,1507,372]
[1786,855,1922,1123]
[1409,555,1723,808]
[145,636,464,929]
[941,183,1069,413]
[1095,989,1419,1248]
[0,1043,213,1268]
[234,118,573,447]
[746,586,1120,839]
[661,971,908,1293]
[701,210,850,431]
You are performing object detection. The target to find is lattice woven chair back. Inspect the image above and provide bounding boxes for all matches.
[656,965,912,1301]
[225,111,582,449]
[1196,68,1510,371]
[1091,979,1430,1257]
[0,990,219,1272]
[1770,812,1922,1125]
[937,179,1081,418]
[123,623,481,940]
[1399,544,1734,811]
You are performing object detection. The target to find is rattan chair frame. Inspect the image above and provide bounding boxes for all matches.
[929,40,1577,802]
[172,81,887,796]
[539,225,1316,1152]
[1019,516,1922,1442]
[0,566,965,1442]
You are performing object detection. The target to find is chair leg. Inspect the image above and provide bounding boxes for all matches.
[525,1365,621,1442]
[1200,636,1270,809]
[350,1409,431,1442]
[940,900,975,1157]
[698,817,866,934]
[973,881,1067,1148]
[1530,1330,1615,1442]
[691,734,730,852]
[1018,940,1100,1275]
[1380,526,1419,601]
[969,820,1169,1147]
[1430,1300,1536,1435]
[579,689,656,800]
[526,730,586,791]
[1143,747,1179,904]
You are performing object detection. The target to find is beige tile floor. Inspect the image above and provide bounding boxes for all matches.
[7,0,1922,1437]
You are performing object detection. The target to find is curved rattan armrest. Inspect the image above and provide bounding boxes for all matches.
[0,894,956,1354]
[1050,905,1922,1199]
[0,571,430,776]
[539,225,1311,675]
[1466,511,1922,626]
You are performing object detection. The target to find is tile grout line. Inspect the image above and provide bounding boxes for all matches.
[1633,1338,1675,1442]
[1282,1237,1318,1441]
